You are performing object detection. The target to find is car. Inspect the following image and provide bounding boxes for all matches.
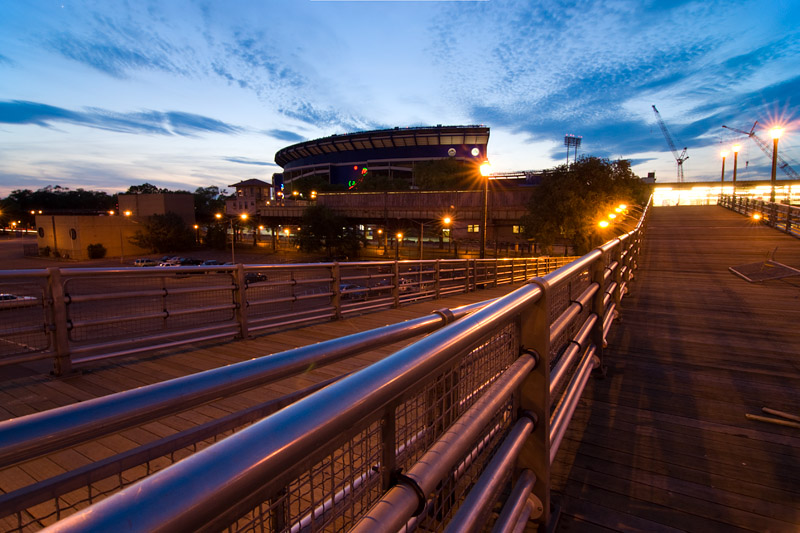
[201,259,220,266]
[0,293,38,309]
[158,259,181,267]
[244,272,267,284]
[339,283,367,301]
[133,258,157,267]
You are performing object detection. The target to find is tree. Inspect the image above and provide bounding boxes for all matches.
[520,157,650,255]
[288,176,346,197]
[129,212,195,253]
[296,205,363,258]
[126,183,169,194]
[193,186,228,223]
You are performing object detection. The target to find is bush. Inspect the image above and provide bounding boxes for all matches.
[87,243,107,259]
[40,246,51,257]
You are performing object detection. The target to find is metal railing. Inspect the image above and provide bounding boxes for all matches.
[719,194,800,238]
[0,257,574,375]
[0,199,648,531]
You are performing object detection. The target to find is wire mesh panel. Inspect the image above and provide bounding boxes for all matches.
[225,321,520,533]
[548,268,592,369]
[64,272,237,344]
[230,421,384,533]
[245,266,333,323]
[0,278,50,359]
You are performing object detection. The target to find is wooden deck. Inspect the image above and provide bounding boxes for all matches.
[553,205,800,532]
[0,283,523,528]
[3,205,799,532]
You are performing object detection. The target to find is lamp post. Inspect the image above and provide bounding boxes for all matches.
[720,151,727,192]
[769,127,783,203]
[120,210,132,264]
[216,213,247,263]
[395,232,403,260]
[479,161,491,259]
[417,222,424,260]
[442,216,452,254]
[731,144,741,198]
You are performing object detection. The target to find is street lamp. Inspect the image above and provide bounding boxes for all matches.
[769,127,783,203]
[442,215,453,254]
[395,232,403,260]
[720,151,728,192]
[731,144,741,198]
[120,210,132,264]
[479,161,491,259]
[216,212,248,263]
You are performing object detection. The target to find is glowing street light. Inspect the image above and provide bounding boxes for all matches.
[442,215,453,254]
[395,232,403,260]
[598,220,610,228]
[720,150,728,189]
[731,144,741,197]
[769,127,783,203]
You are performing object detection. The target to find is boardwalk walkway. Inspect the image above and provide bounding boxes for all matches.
[3,205,799,532]
[553,205,800,532]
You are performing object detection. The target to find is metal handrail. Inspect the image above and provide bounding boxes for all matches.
[0,256,577,374]
[0,299,491,468]
[33,198,649,532]
[2,200,649,531]
[718,194,799,238]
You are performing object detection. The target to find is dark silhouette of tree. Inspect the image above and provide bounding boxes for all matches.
[129,212,195,253]
[126,183,169,194]
[296,205,363,258]
[193,186,228,223]
[520,157,651,255]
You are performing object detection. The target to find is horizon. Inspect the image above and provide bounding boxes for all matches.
[1,0,798,197]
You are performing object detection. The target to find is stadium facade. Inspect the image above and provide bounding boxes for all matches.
[274,125,489,190]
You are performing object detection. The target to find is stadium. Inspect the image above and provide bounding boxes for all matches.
[274,125,490,190]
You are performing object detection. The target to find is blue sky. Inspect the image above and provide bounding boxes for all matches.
[1,0,798,197]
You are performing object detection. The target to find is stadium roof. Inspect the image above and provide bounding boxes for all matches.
[275,125,489,168]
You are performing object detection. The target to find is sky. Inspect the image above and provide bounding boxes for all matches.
[1,0,798,198]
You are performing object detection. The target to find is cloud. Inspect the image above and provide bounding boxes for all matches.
[0,100,241,137]
[265,129,305,143]
[223,157,277,167]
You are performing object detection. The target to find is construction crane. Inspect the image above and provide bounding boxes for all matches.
[721,122,799,180]
[652,105,688,182]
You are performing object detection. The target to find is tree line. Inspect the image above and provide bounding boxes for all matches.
[1,157,652,258]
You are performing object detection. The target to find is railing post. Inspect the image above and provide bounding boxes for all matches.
[393,260,400,307]
[590,249,607,368]
[786,206,793,234]
[233,264,249,339]
[517,278,551,526]
[434,259,441,299]
[494,258,499,287]
[332,262,342,319]
[380,404,397,492]
[47,267,72,376]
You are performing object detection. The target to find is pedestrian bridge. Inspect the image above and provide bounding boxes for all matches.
[0,197,798,532]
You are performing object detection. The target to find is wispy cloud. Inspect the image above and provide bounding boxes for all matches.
[223,157,277,167]
[265,129,305,143]
[0,100,241,136]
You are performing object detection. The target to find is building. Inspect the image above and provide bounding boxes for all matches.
[224,179,272,217]
[35,193,196,261]
[274,125,490,190]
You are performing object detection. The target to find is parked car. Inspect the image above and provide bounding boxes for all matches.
[0,293,38,309]
[133,258,157,267]
[339,283,367,301]
[244,272,267,284]
[158,259,181,267]
[201,259,220,266]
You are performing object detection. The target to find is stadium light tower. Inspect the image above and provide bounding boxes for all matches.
[564,134,582,166]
